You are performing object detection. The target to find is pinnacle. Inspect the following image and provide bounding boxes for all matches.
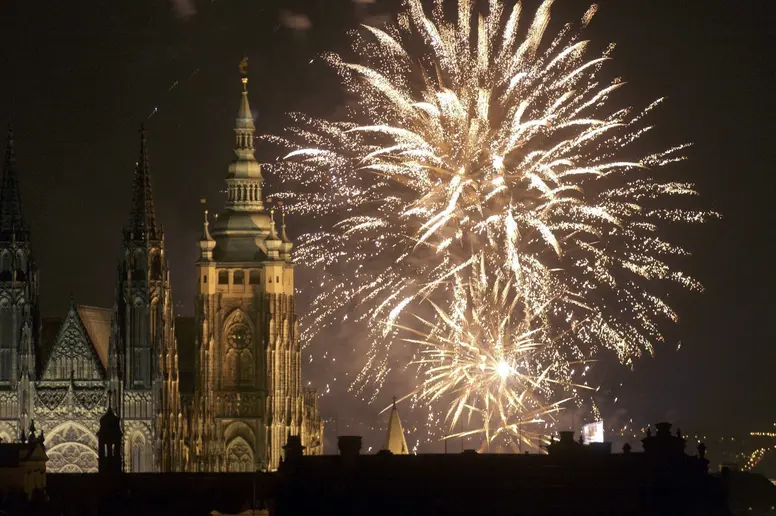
[1,124,29,241]
[127,126,159,242]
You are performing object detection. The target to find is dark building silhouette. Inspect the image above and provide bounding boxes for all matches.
[9,421,776,515]
[274,423,731,516]
[97,403,122,474]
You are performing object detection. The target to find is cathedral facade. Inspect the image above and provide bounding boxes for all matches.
[0,72,322,473]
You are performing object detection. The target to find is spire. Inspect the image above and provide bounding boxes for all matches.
[224,59,264,212]
[237,57,255,132]
[383,397,409,455]
[127,126,159,242]
[1,124,29,241]
[198,203,216,262]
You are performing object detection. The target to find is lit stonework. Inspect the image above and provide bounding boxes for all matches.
[0,126,182,473]
[0,65,321,473]
[190,69,322,472]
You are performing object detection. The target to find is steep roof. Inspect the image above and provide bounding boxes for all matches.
[383,400,409,455]
[39,303,111,380]
[76,305,112,369]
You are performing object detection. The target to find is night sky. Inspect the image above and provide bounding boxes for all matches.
[1,0,774,465]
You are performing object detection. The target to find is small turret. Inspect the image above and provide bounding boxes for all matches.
[98,398,123,474]
[279,202,293,262]
[265,204,282,260]
[198,208,216,262]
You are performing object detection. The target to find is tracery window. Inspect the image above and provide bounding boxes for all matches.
[45,422,99,473]
[0,305,11,382]
[226,438,253,472]
[222,324,254,388]
[131,433,146,472]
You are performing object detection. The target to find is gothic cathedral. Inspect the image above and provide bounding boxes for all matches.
[0,70,323,473]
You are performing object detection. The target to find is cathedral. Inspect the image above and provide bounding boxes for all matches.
[0,69,323,473]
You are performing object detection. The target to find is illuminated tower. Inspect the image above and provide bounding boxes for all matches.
[193,62,320,472]
[113,127,182,472]
[383,398,408,454]
[0,126,39,444]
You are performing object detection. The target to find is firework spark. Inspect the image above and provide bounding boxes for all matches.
[396,261,575,448]
[266,0,714,444]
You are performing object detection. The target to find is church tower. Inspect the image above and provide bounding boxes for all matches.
[0,126,39,443]
[193,63,318,472]
[113,127,181,472]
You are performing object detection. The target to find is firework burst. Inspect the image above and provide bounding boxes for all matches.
[396,259,574,448]
[266,0,714,443]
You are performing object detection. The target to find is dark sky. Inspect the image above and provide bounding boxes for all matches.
[0,0,774,463]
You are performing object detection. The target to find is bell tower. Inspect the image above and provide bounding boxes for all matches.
[193,60,318,472]
[0,126,39,442]
[114,127,181,472]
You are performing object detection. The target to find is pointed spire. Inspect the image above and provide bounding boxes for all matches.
[267,204,279,241]
[127,125,159,242]
[279,202,291,244]
[383,397,409,455]
[198,199,216,262]
[237,56,254,131]
[1,124,29,241]
[221,59,264,214]
[201,209,213,242]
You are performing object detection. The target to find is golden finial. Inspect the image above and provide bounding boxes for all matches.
[239,56,249,90]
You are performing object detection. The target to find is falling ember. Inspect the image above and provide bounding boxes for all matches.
[266,0,716,445]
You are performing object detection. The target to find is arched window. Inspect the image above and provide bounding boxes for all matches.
[150,252,162,280]
[223,324,253,388]
[0,303,13,381]
[218,271,229,285]
[132,300,148,386]
[0,252,11,281]
[14,250,27,281]
[203,274,208,284]
[223,349,239,389]
[249,270,261,285]
[233,270,244,285]
[239,350,253,387]
[226,438,253,472]
[133,250,146,277]
[131,433,146,473]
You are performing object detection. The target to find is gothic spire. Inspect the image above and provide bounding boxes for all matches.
[126,126,159,242]
[1,125,29,241]
[383,397,409,455]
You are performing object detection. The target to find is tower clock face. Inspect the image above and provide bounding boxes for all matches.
[227,325,252,349]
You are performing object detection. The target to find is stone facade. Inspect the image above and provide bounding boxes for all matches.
[189,73,322,472]
[0,68,321,473]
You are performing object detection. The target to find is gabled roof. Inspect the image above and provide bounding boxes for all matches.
[76,305,112,369]
[40,303,111,380]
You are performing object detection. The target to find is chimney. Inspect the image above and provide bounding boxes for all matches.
[284,435,305,464]
[559,431,575,444]
[338,435,362,464]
